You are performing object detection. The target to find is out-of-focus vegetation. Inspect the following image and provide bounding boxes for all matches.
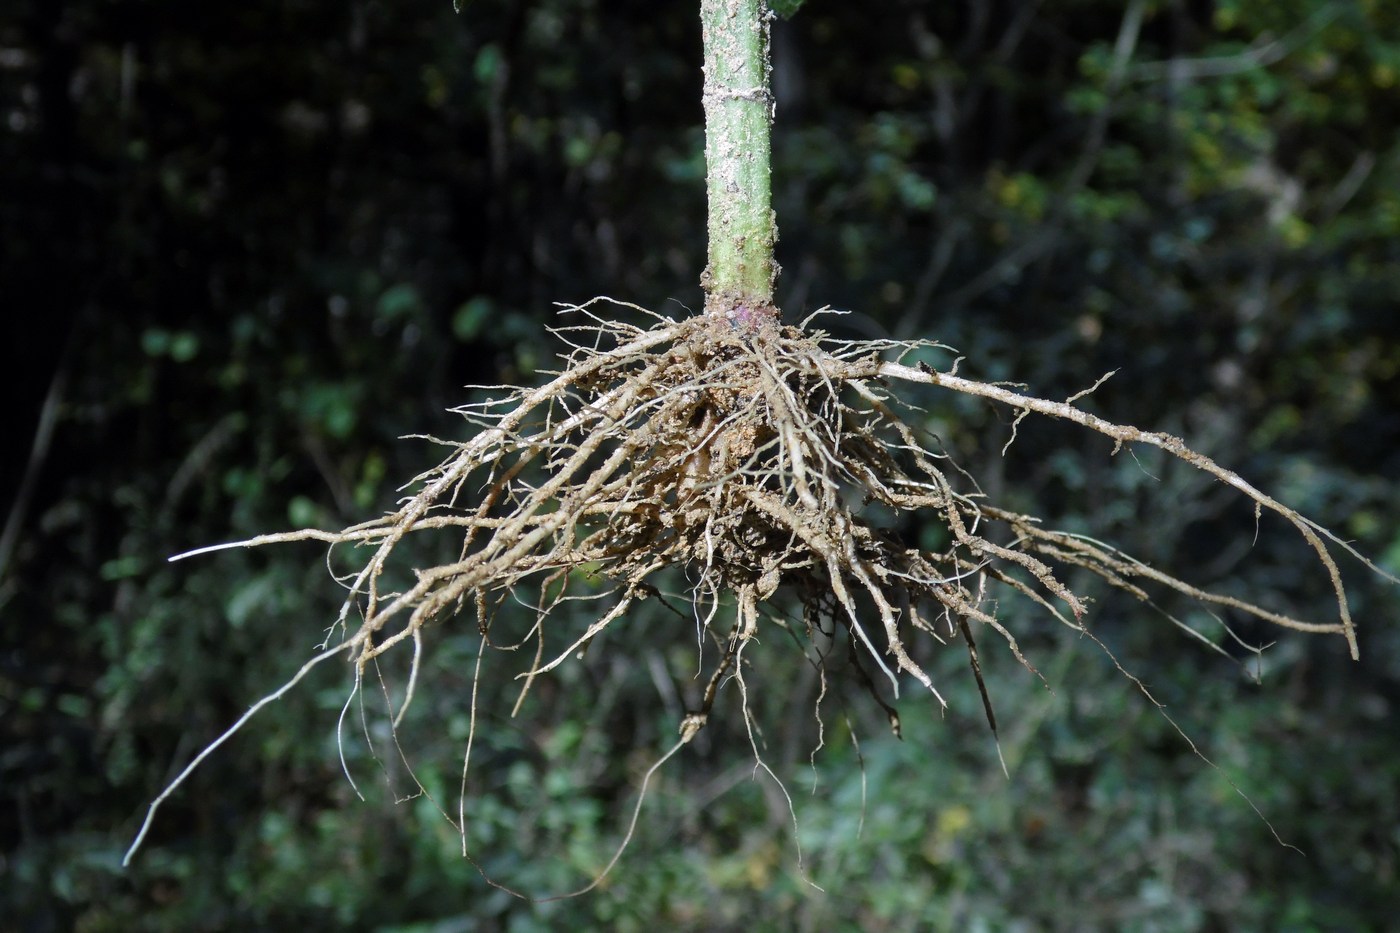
[2,0,1397,929]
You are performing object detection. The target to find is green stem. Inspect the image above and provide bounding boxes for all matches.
[700,0,778,320]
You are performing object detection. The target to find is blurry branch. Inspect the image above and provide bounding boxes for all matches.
[899,216,965,333]
[933,227,1060,319]
[161,412,246,523]
[898,2,1039,331]
[1313,152,1376,222]
[990,0,1041,63]
[935,0,1143,318]
[0,343,68,584]
[1128,3,1343,82]
[1064,0,1143,196]
[920,2,1347,325]
[303,433,357,517]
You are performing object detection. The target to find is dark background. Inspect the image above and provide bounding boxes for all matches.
[3,0,1398,929]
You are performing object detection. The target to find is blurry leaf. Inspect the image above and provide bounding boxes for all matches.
[564,134,591,168]
[140,328,170,356]
[140,328,199,361]
[99,555,145,581]
[57,693,91,718]
[221,465,264,498]
[353,451,387,510]
[451,296,494,341]
[474,44,502,84]
[301,382,361,439]
[898,172,936,211]
[771,0,806,19]
[376,283,421,322]
[169,331,199,362]
[227,574,277,628]
[1382,532,1400,576]
[287,495,321,528]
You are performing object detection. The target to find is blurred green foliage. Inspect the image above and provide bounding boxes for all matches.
[2,0,1397,929]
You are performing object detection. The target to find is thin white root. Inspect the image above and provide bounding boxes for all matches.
[123,640,354,866]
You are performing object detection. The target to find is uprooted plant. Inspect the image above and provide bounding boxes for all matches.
[126,0,1394,886]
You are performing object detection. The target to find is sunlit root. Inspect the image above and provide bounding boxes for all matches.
[191,297,1373,718]
[128,296,1394,872]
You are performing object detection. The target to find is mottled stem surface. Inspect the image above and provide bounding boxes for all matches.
[701,0,778,320]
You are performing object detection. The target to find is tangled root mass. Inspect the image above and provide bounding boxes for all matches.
[128,297,1391,871]
[287,297,1370,734]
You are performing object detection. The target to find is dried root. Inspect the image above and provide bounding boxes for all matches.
[129,297,1391,871]
[193,296,1377,714]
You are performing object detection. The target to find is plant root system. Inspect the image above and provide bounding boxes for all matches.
[205,297,1375,724]
[129,297,1393,872]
